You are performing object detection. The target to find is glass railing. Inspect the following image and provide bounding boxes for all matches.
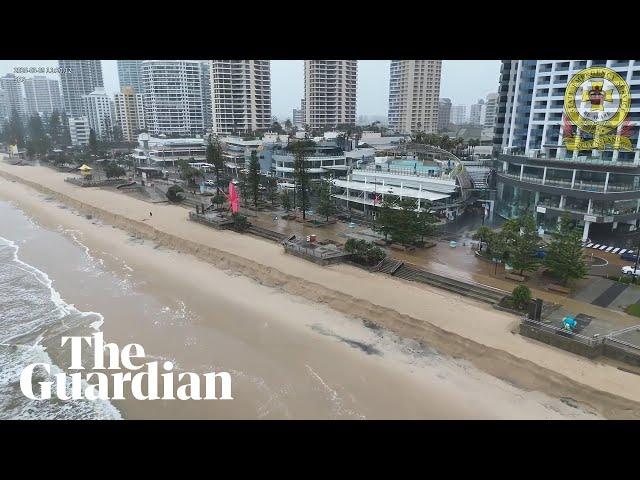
[538,202,638,216]
[501,152,638,169]
[499,171,640,192]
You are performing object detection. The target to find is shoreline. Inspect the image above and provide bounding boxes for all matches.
[1,162,640,418]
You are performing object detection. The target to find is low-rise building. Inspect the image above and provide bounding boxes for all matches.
[69,116,91,146]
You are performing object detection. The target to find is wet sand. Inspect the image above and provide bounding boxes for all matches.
[1,160,639,418]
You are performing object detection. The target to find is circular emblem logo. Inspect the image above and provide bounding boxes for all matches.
[564,67,631,135]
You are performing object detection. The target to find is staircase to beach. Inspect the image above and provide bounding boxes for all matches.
[374,258,507,305]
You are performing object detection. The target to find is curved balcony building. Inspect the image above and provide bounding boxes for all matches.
[496,153,640,241]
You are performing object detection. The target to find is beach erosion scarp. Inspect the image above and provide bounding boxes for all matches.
[1,160,640,419]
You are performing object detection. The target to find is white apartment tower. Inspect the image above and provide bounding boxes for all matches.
[304,60,357,129]
[114,86,145,142]
[58,60,104,117]
[209,60,271,135]
[142,60,204,136]
[81,88,114,141]
[0,74,27,119]
[23,76,63,117]
[388,60,442,134]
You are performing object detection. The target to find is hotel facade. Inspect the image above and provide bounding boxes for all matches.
[388,60,442,134]
[141,60,204,136]
[209,60,271,135]
[304,60,357,130]
[493,60,640,241]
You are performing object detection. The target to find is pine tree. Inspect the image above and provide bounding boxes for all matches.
[88,129,98,156]
[544,215,588,285]
[281,189,291,212]
[503,215,541,275]
[266,177,279,206]
[207,135,224,191]
[316,178,337,221]
[49,110,62,147]
[247,150,261,207]
[289,140,314,219]
[7,109,25,147]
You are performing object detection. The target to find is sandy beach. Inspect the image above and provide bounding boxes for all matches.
[1,159,640,419]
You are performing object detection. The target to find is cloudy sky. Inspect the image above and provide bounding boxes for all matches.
[0,60,501,120]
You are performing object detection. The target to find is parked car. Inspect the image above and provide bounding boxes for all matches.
[534,249,546,259]
[620,251,639,261]
[622,266,640,276]
[205,180,215,186]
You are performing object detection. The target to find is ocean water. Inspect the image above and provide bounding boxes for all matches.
[0,232,120,419]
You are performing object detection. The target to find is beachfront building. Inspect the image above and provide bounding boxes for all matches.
[330,162,465,221]
[69,116,90,146]
[23,76,63,117]
[0,74,26,120]
[81,88,114,141]
[114,86,146,142]
[219,136,263,174]
[388,60,442,134]
[272,140,354,186]
[58,60,104,117]
[210,60,271,135]
[117,60,144,93]
[141,60,204,136]
[132,134,207,166]
[304,60,357,130]
[493,60,640,242]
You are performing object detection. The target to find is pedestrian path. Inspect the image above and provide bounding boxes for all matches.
[582,242,630,255]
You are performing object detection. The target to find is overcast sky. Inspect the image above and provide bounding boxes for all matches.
[0,60,501,120]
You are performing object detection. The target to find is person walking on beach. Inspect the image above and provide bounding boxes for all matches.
[149,211,153,218]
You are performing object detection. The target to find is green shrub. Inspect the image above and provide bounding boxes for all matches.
[166,185,185,202]
[511,284,532,310]
[626,304,640,317]
[345,238,386,265]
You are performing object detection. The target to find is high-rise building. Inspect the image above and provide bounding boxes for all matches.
[142,60,204,136]
[0,74,27,119]
[0,89,8,121]
[23,76,63,117]
[117,60,144,93]
[58,60,104,117]
[450,105,468,125]
[209,60,271,135]
[481,92,498,140]
[437,98,452,131]
[68,116,90,146]
[200,61,212,134]
[388,60,441,134]
[114,86,145,142]
[304,60,357,129]
[493,60,640,241]
[469,99,486,126]
[81,88,114,141]
[293,99,305,128]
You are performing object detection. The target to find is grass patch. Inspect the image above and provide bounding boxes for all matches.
[625,304,640,317]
